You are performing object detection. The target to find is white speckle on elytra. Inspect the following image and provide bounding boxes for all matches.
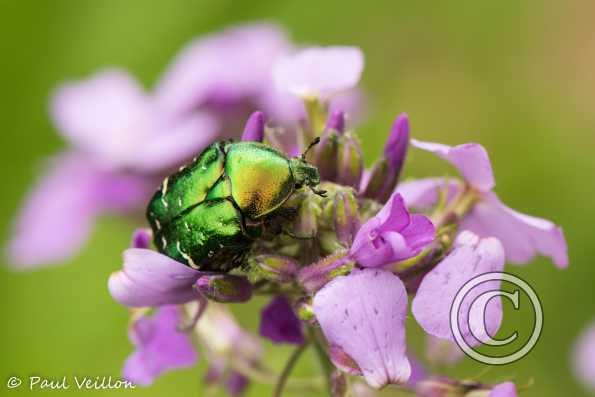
[177,241,198,269]
[161,236,167,248]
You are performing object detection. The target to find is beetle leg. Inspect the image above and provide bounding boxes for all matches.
[282,227,316,240]
[310,186,328,197]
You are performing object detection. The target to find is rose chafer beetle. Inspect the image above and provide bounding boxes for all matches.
[146,140,323,271]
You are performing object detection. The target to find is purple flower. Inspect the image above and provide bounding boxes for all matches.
[155,23,291,118]
[8,69,216,269]
[412,231,505,346]
[273,46,364,99]
[349,192,435,267]
[259,295,305,344]
[573,321,595,392]
[8,153,151,269]
[313,268,411,389]
[123,305,197,386]
[109,232,253,307]
[52,69,218,172]
[398,139,568,268]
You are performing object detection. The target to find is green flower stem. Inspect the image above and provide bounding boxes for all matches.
[230,358,322,392]
[273,341,310,397]
[308,326,334,396]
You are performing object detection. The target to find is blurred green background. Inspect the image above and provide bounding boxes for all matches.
[1,1,593,396]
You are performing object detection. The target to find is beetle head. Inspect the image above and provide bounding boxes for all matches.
[290,158,320,189]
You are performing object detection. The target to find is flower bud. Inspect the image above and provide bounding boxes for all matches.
[252,254,298,283]
[326,110,345,134]
[415,377,463,397]
[295,297,316,323]
[131,228,152,249]
[295,195,321,238]
[195,273,252,303]
[314,129,340,181]
[328,345,362,375]
[333,190,360,246]
[361,113,409,202]
[331,370,348,397]
[241,111,265,142]
[297,250,352,292]
[336,132,364,188]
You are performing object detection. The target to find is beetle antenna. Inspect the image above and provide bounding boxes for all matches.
[301,137,321,160]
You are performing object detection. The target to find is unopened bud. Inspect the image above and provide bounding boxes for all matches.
[336,132,364,188]
[195,273,252,303]
[361,114,409,202]
[241,111,265,142]
[333,190,360,246]
[297,250,352,292]
[315,129,340,181]
[326,110,345,133]
[415,377,463,397]
[331,370,348,397]
[295,297,316,323]
[253,255,298,283]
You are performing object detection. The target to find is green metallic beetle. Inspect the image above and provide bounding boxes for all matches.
[146,140,322,271]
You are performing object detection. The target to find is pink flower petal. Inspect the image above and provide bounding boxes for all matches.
[128,112,218,172]
[411,140,495,192]
[155,23,290,116]
[462,192,568,268]
[51,69,150,166]
[412,231,505,346]
[313,269,411,389]
[8,153,148,269]
[489,382,518,397]
[573,321,595,393]
[273,46,364,98]
[123,305,197,385]
[108,248,200,307]
[350,193,435,267]
[396,177,460,210]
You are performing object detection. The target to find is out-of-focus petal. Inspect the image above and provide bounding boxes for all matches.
[412,231,505,346]
[461,192,568,268]
[51,69,150,165]
[489,382,518,397]
[396,178,461,210]
[155,23,290,116]
[425,335,464,366]
[259,296,304,344]
[411,140,495,192]
[573,321,595,393]
[123,305,197,385]
[313,269,411,389]
[128,112,218,172]
[108,248,200,307]
[273,46,364,99]
[7,153,145,269]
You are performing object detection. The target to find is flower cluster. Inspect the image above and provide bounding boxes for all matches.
[12,23,571,397]
[7,23,361,269]
[104,34,568,396]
